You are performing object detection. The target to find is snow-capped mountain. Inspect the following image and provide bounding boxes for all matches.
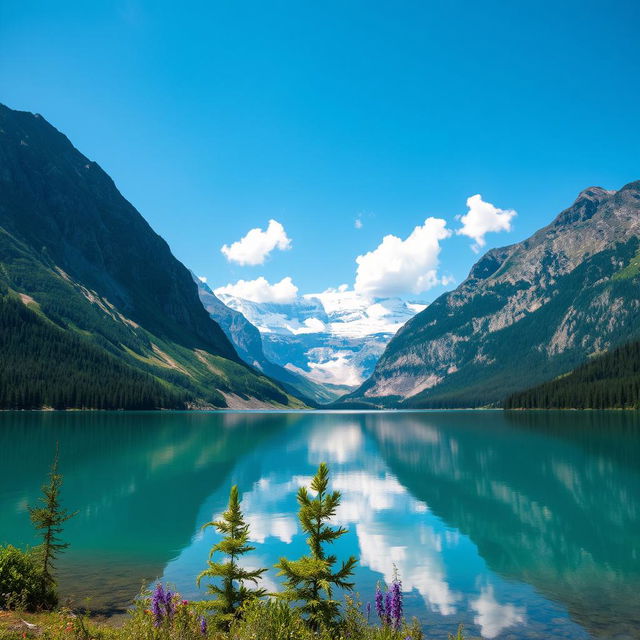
[215,286,426,387]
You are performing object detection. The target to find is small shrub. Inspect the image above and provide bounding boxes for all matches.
[231,598,312,640]
[0,544,57,611]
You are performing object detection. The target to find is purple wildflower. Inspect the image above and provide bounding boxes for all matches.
[151,583,165,627]
[200,616,207,636]
[150,583,177,626]
[366,602,371,622]
[389,578,403,630]
[164,589,175,620]
[375,584,385,623]
[385,591,393,625]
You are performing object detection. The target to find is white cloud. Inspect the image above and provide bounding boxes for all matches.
[354,217,451,297]
[197,276,207,283]
[214,276,298,303]
[244,513,297,544]
[308,423,363,464]
[457,195,516,253]
[470,585,525,638]
[355,215,363,229]
[221,219,291,265]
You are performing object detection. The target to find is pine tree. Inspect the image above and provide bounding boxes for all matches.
[276,462,357,630]
[197,485,266,627]
[29,444,77,588]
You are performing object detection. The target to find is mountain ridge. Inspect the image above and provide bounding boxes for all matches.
[194,276,347,404]
[345,180,640,407]
[216,290,424,388]
[0,104,235,358]
[0,103,304,410]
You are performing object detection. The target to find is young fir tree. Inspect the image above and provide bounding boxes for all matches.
[28,445,77,589]
[197,485,266,626]
[276,462,357,630]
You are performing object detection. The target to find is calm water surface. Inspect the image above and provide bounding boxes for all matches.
[1,411,639,639]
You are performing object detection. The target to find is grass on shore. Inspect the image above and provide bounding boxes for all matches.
[0,599,467,640]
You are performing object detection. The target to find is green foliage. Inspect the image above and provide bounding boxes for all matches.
[197,486,266,626]
[123,590,213,640]
[505,339,640,409]
[612,246,640,281]
[0,545,57,611]
[230,596,425,640]
[448,624,466,640]
[338,596,423,640]
[0,293,189,409]
[231,598,311,640]
[29,446,77,588]
[276,463,357,630]
[0,194,302,411]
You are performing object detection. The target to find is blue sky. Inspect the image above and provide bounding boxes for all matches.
[2,0,639,302]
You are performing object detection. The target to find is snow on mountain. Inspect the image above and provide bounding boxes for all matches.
[307,286,426,338]
[215,285,426,387]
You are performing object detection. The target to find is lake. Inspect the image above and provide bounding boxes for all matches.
[1,410,639,639]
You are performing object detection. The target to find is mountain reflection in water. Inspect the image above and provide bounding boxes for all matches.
[0,411,638,639]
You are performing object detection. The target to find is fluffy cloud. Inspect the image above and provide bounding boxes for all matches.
[354,217,451,297]
[221,219,291,265]
[470,585,525,638]
[214,276,298,303]
[457,195,516,252]
[308,423,364,464]
[355,215,363,229]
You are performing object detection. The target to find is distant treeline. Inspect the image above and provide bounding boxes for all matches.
[0,295,187,410]
[505,339,640,410]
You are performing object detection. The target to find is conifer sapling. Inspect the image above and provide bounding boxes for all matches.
[197,485,266,626]
[276,462,357,629]
[29,444,77,588]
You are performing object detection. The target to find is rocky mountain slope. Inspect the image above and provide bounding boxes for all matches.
[0,103,303,409]
[216,289,424,389]
[195,277,346,404]
[346,182,640,407]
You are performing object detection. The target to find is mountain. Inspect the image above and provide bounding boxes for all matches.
[194,277,347,404]
[0,103,304,410]
[194,276,266,370]
[346,181,640,408]
[505,338,640,409]
[215,288,425,389]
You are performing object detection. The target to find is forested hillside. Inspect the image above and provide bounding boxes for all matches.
[505,340,640,409]
[0,103,303,410]
[0,293,187,409]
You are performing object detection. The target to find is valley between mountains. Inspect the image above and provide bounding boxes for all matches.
[1,102,639,410]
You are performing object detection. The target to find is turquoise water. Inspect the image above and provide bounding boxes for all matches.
[1,411,639,639]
